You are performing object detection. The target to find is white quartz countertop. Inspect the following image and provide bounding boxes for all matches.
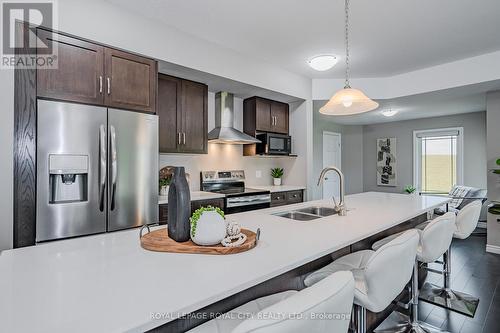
[247,185,306,193]
[0,192,449,333]
[158,191,225,204]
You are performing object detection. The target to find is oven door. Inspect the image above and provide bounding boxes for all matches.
[225,194,271,214]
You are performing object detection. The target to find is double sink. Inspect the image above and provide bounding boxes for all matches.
[273,206,338,221]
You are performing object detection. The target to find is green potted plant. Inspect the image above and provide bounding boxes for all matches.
[159,178,171,196]
[494,159,500,175]
[404,185,417,195]
[190,206,226,246]
[271,167,284,186]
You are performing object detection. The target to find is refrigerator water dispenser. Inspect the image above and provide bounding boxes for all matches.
[49,154,89,203]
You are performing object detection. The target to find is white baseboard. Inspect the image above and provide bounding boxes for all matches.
[486,244,500,255]
[478,222,487,229]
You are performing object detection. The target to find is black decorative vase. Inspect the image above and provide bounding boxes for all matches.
[167,167,191,242]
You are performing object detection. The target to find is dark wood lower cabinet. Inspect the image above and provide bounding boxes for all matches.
[270,190,304,207]
[158,198,225,225]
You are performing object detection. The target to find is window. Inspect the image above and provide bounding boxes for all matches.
[413,128,463,194]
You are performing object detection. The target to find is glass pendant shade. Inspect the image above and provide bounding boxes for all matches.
[319,87,379,115]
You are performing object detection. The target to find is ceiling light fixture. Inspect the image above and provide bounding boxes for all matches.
[320,0,379,116]
[381,109,399,117]
[307,55,338,71]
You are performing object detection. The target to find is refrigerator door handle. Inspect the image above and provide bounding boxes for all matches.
[99,125,107,211]
[110,125,117,210]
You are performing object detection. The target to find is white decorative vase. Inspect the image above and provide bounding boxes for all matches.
[273,178,282,186]
[160,185,169,196]
[191,211,227,246]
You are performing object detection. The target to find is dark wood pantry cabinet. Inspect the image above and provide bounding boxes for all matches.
[243,96,289,136]
[157,74,208,154]
[36,29,157,113]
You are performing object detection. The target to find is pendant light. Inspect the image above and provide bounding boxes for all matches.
[320,0,379,116]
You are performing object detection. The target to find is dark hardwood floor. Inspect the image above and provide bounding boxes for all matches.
[418,235,500,333]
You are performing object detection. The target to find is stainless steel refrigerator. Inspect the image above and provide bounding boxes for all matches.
[36,100,158,242]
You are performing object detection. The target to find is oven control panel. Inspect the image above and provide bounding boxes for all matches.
[201,170,245,182]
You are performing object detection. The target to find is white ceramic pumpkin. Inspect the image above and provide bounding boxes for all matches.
[190,209,227,246]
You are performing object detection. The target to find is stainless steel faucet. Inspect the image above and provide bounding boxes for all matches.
[317,166,347,216]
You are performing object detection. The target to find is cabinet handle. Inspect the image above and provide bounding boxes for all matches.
[272,116,275,126]
[99,76,103,94]
[183,132,186,145]
[107,77,111,95]
[178,132,182,145]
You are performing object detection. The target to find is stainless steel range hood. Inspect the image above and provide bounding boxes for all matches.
[208,92,261,144]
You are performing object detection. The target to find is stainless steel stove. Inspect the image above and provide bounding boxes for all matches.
[200,170,271,213]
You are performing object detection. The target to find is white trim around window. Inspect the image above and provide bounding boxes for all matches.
[413,127,464,193]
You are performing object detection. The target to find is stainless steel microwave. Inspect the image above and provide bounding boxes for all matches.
[256,133,291,155]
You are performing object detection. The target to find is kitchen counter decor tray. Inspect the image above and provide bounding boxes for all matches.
[140,226,259,255]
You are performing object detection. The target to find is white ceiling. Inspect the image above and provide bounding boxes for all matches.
[316,80,500,125]
[107,0,500,79]
[158,61,303,103]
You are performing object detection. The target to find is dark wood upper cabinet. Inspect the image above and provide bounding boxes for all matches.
[158,74,208,154]
[271,101,289,134]
[36,29,157,113]
[104,48,157,113]
[255,98,273,132]
[158,74,181,152]
[37,29,105,105]
[243,97,289,136]
[181,80,208,153]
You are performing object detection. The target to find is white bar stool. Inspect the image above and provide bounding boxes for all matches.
[304,230,419,333]
[371,212,456,332]
[187,270,355,333]
[419,200,482,317]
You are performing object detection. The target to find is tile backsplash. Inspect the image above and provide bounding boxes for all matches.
[159,144,296,190]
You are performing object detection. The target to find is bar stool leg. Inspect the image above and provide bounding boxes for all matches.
[419,248,480,317]
[354,304,366,333]
[374,260,448,333]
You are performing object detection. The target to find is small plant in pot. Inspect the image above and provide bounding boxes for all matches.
[404,185,417,195]
[190,206,227,246]
[271,167,284,186]
[494,158,500,175]
[159,178,171,196]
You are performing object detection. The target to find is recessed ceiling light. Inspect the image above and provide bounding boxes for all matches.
[381,109,399,117]
[307,55,338,71]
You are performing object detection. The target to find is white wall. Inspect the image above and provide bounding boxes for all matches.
[362,112,487,193]
[486,91,500,248]
[312,101,364,200]
[159,93,307,191]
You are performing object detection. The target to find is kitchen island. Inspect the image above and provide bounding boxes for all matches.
[0,192,449,333]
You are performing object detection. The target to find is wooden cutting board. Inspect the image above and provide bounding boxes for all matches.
[140,228,257,255]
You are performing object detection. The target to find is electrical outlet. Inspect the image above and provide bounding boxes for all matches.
[256,170,262,178]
